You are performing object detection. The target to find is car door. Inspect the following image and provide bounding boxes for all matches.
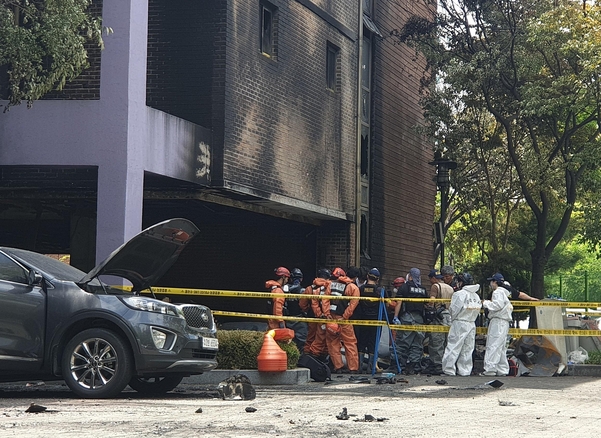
[0,251,46,371]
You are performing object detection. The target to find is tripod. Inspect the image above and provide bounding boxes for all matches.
[369,287,401,376]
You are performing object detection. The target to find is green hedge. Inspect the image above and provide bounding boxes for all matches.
[585,351,601,365]
[216,330,300,370]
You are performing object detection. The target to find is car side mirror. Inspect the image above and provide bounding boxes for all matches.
[29,270,43,286]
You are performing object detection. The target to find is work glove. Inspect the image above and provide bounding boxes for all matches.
[392,317,401,325]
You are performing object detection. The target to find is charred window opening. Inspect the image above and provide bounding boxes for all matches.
[326,43,339,92]
[260,2,277,59]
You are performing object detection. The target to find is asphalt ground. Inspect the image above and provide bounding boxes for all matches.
[0,374,599,437]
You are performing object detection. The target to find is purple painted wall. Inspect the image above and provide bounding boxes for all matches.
[0,0,208,263]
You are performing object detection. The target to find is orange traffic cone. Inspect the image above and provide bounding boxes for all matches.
[257,330,287,372]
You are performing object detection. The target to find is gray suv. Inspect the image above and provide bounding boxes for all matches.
[0,218,218,398]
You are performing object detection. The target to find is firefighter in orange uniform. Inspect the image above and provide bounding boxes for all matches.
[323,267,360,373]
[301,269,332,357]
[266,267,290,330]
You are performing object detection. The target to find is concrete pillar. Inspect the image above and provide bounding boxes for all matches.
[93,0,149,263]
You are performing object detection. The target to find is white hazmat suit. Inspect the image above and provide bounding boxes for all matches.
[442,284,482,376]
[482,286,513,376]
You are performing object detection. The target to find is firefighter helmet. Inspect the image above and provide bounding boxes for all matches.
[331,267,346,279]
[317,268,331,280]
[393,277,405,287]
[274,267,291,278]
[458,272,474,286]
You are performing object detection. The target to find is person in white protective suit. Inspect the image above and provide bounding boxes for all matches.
[442,273,482,376]
[481,273,514,376]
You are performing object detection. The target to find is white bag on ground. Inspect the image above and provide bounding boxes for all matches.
[567,347,589,364]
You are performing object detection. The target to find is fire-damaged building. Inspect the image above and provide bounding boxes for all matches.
[0,0,436,312]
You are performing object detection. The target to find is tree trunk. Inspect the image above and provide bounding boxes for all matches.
[530,247,547,300]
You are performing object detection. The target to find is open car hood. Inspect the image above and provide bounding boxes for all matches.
[79,218,199,292]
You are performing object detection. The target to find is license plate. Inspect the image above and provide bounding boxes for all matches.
[202,337,219,350]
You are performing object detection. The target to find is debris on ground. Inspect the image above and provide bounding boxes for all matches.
[217,374,256,400]
[348,376,370,384]
[195,408,203,413]
[435,379,447,385]
[25,403,47,413]
[486,380,504,388]
[375,376,396,384]
[512,335,563,377]
[353,414,388,422]
[245,407,257,413]
[498,400,517,406]
[336,407,349,420]
[462,379,505,390]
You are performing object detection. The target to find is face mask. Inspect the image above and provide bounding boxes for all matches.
[283,284,289,292]
[393,288,398,294]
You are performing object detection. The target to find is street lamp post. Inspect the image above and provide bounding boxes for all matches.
[429,154,457,269]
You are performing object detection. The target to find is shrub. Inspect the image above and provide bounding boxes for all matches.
[216,330,300,370]
[585,351,601,365]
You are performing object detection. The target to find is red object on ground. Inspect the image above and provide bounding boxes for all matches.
[257,331,288,372]
[272,328,295,341]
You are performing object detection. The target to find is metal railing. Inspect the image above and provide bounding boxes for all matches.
[545,272,601,303]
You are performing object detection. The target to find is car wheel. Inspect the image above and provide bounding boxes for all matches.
[61,328,133,398]
[128,375,184,394]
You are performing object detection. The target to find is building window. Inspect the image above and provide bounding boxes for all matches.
[362,0,373,17]
[260,3,275,57]
[326,43,339,91]
[360,33,373,258]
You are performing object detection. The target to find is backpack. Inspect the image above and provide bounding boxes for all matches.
[297,354,332,382]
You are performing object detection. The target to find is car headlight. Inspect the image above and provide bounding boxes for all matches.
[122,296,185,318]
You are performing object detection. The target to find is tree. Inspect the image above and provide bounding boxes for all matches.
[395,0,601,298]
[0,0,106,110]
[578,168,601,253]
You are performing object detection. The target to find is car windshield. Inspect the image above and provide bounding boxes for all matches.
[2,248,127,293]
[4,248,87,281]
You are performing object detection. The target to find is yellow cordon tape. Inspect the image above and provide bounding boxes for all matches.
[136,286,601,336]
[511,301,601,307]
[147,285,601,307]
[149,286,415,302]
[211,311,601,336]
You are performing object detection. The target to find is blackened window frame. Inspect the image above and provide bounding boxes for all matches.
[326,42,339,92]
[260,2,277,58]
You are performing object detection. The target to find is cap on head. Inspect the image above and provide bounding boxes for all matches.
[367,268,380,279]
[486,272,504,283]
[331,267,346,279]
[274,267,291,278]
[290,268,303,279]
[428,269,443,279]
[392,277,405,287]
[317,268,331,280]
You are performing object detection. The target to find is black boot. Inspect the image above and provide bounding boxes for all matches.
[402,364,416,375]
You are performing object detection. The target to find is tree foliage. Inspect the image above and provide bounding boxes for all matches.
[396,0,601,297]
[578,168,601,253]
[0,0,106,110]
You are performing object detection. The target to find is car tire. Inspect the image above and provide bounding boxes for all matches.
[128,375,185,395]
[61,328,133,399]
